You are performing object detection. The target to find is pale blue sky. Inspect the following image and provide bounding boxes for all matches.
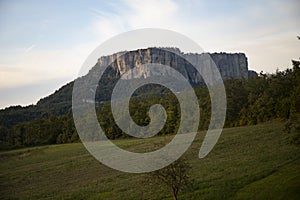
[0,0,299,108]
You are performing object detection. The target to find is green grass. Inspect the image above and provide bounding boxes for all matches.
[0,122,299,199]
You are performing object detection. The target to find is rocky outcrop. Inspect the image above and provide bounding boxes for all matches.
[92,48,253,85]
[209,52,249,79]
[0,47,256,129]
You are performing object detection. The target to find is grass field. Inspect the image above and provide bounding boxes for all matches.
[1,122,299,199]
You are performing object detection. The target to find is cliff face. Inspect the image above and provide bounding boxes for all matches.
[209,53,249,79]
[93,48,251,85]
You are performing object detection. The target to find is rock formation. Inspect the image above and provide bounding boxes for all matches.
[91,47,253,85]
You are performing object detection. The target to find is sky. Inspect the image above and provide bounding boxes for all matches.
[0,0,299,109]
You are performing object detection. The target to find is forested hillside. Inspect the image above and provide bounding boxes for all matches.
[0,59,299,150]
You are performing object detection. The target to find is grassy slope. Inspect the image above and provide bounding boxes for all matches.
[0,122,299,199]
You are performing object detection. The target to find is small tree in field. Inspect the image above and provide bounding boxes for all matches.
[150,158,191,200]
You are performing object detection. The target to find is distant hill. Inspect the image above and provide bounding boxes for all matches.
[0,47,256,128]
[1,47,299,151]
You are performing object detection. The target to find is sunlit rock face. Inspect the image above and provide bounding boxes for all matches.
[92,48,253,85]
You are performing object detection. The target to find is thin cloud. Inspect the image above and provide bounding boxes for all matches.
[24,44,36,53]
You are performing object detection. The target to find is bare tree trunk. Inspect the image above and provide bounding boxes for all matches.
[172,187,178,200]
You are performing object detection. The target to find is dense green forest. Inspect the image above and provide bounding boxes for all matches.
[0,58,299,150]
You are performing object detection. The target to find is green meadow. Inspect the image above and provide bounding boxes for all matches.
[1,121,299,199]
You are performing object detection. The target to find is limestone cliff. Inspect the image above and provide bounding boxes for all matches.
[91,47,253,85]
